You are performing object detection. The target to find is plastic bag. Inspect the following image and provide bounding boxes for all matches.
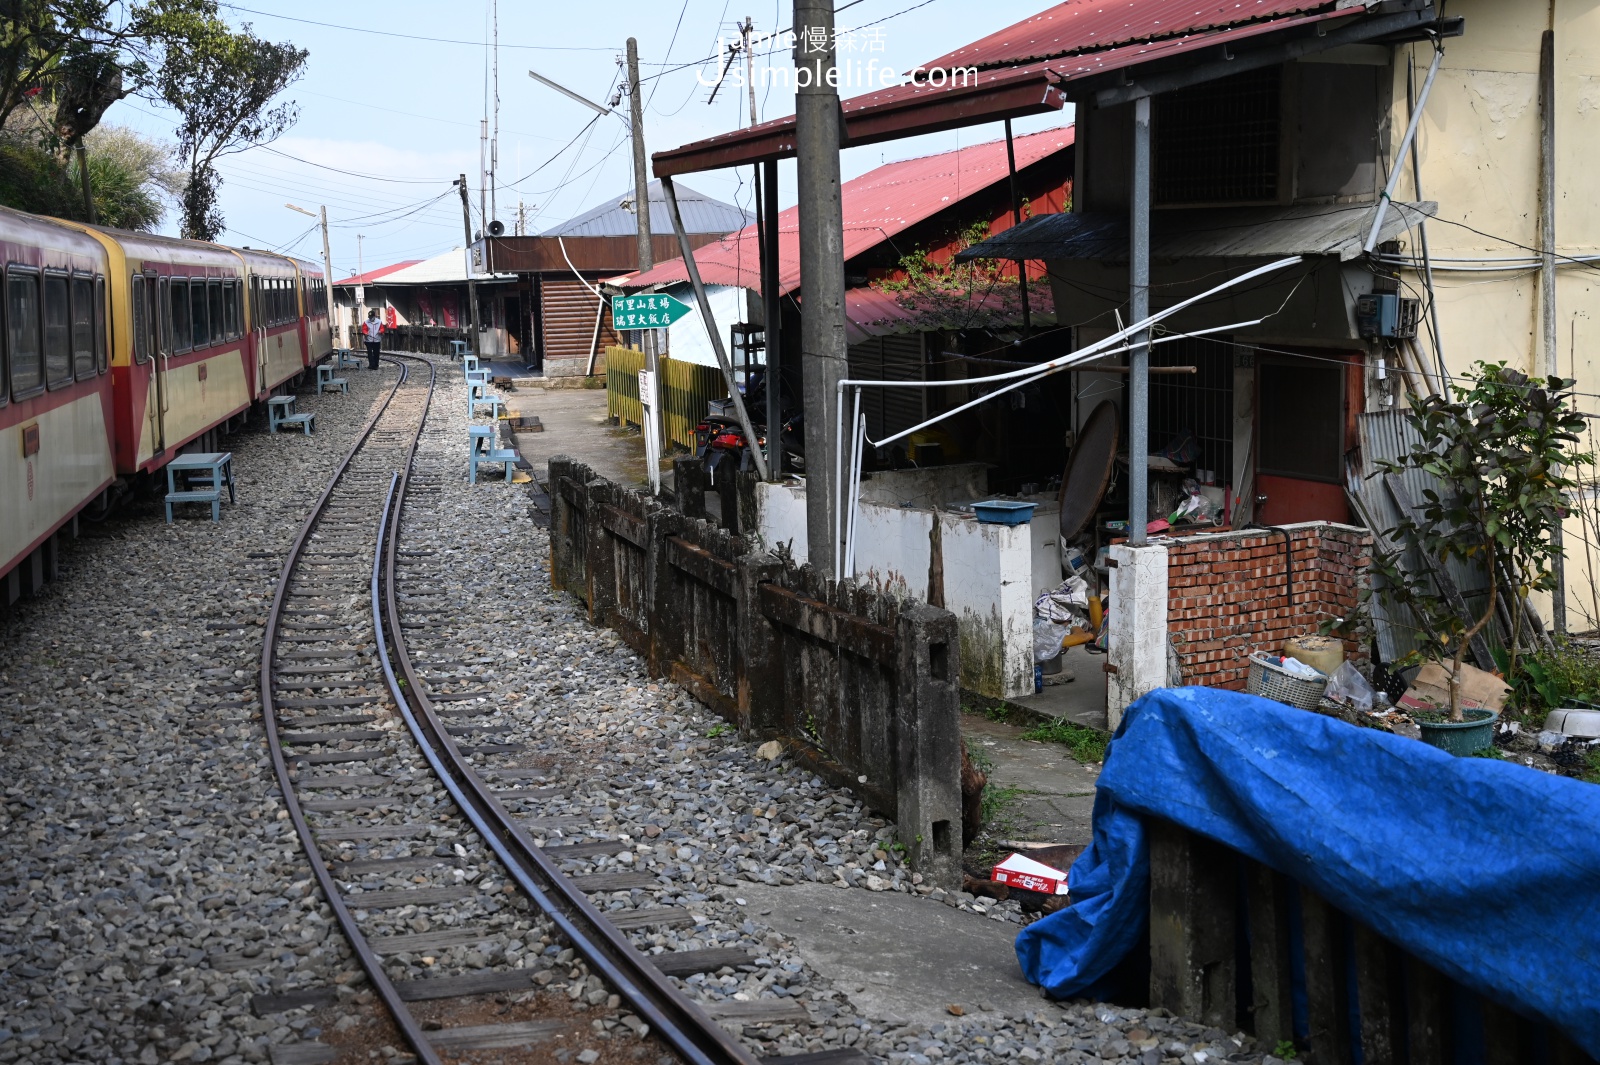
[1035,576,1090,624]
[1034,619,1069,662]
[1326,660,1375,712]
[1170,478,1219,525]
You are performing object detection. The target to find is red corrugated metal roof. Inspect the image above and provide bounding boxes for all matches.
[654,1,1377,177]
[628,127,1073,293]
[921,0,1341,70]
[843,283,1056,346]
[334,260,424,286]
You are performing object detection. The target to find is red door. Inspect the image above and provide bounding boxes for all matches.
[1253,352,1358,525]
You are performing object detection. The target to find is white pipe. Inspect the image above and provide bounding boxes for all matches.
[845,405,866,578]
[1365,44,1443,255]
[833,382,847,577]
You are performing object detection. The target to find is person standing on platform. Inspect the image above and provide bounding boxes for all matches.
[362,308,383,369]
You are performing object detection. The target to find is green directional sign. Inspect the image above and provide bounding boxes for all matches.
[612,292,692,330]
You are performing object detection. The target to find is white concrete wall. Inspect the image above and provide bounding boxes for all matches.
[754,480,1036,699]
[1106,542,1170,730]
[664,283,750,369]
[940,514,1036,699]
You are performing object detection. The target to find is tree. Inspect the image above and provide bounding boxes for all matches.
[156,18,304,240]
[1354,364,1588,720]
[0,118,176,228]
[0,0,217,143]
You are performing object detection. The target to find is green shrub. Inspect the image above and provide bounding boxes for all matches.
[1020,716,1110,765]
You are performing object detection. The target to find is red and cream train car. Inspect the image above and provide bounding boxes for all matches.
[3,211,332,601]
[0,207,115,601]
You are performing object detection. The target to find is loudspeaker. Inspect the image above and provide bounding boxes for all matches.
[487,219,506,237]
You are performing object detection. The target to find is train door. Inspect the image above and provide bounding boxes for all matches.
[151,273,170,456]
[250,275,266,393]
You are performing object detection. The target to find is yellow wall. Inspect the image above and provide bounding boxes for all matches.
[1390,1,1600,629]
[135,350,250,464]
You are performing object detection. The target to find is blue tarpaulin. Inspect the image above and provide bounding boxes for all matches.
[1014,687,1600,1053]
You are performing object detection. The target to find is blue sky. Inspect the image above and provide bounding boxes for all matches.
[105,0,1075,277]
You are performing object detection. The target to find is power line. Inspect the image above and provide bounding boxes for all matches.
[257,145,449,184]
[218,4,616,50]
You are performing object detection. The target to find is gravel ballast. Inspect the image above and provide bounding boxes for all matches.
[0,354,1275,1065]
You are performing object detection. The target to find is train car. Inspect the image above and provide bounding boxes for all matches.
[290,256,331,366]
[236,247,314,394]
[0,206,115,600]
[66,225,251,473]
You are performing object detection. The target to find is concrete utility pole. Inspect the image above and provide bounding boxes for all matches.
[626,38,653,276]
[458,175,484,355]
[793,0,847,576]
[1540,28,1566,633]
[287,202,335,327]
[356,233,367,334]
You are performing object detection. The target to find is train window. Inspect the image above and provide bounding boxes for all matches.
[170,278,191,353]
[191,278,209,349]
[132,275,148,363]
[95,276,106,372]
[157,276,170,354]
[7,270,40,399]
[208,280,224,344]
[71,276,94,380]
[43,273,70,389]
[224,280,237,338]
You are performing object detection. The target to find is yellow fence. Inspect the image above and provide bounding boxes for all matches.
[605,345,729,453]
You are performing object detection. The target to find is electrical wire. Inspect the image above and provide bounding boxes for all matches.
[258,145,449,184]
[218,4,616,50]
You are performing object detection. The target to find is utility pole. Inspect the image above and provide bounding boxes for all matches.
[794,0,846,575]
[287,202,335,331]
[479,118,489,237]
[626,38,653,275]
[356,233,367,330]
[626,36,662,493]
[490,0,500,230]
[458,175,483,355]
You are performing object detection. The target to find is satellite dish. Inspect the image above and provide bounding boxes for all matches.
[1058,400,1121,541]
[487,219,506,237]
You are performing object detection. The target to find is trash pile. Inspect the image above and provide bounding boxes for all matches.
[1032,575,1101,691]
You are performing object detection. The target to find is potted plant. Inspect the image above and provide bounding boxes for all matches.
[1355,363,1588,752]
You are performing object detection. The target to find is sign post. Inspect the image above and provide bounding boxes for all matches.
[638,368,661,494]
[614,293,692,497]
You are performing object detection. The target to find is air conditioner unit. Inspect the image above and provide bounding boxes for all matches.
[1355,292,1420,339]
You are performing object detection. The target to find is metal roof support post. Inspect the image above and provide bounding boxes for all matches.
[1129,95,1151,547]
[661,175,769,482]
[795,0,846,577]
[1004,119,1031,336]
[762,158,782,480]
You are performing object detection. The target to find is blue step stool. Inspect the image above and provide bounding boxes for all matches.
[268,395,315,434]
[316,364,347,394]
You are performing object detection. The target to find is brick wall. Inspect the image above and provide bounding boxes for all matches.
[1165,522,1372,690]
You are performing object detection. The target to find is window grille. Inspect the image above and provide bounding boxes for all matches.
[1155,66,1282,205]
[1147,335,1234,484]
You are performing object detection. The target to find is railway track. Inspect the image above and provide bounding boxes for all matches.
[259,354,786,1065]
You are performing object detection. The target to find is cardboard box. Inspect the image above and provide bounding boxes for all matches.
[991,852,1071,896]
[1399,661,1510,713]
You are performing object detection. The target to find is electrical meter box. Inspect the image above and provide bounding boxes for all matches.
[1356,292,1420,339]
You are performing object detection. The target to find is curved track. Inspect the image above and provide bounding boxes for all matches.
[260,354,760,1065]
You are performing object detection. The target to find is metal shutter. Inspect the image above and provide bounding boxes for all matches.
[846,334,925,442]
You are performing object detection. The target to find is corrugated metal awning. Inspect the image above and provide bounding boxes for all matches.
[955,201,1438,263]
[844,284,1057,346]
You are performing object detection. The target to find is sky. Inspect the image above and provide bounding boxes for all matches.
[104,0,1075,279]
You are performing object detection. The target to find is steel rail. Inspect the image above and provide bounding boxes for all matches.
[376,397,760,1065]
[258,354,447,1065]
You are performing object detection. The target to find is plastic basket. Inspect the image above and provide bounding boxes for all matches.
[1247,651,1329,710]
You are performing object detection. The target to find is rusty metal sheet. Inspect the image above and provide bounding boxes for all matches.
[921,0,1337,71]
